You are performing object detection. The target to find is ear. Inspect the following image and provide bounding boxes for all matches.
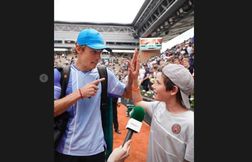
[75,44,83,53]
[170,86,179,96]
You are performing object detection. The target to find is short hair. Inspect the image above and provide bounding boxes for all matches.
[161,73,183,107]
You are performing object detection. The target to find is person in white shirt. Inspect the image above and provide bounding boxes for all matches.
[129,50,194,162]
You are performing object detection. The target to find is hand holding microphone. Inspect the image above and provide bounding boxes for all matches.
[107,140,132,162]
[122,106,145,147]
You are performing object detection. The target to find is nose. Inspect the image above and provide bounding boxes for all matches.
[93,52,101,63]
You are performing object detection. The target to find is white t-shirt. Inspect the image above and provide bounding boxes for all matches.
[145,101,194,162]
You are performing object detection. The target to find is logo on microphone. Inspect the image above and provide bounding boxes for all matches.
[172,123,181,134]
[126,118,142,133]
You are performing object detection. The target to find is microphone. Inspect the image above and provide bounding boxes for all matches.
[122,106,145,146]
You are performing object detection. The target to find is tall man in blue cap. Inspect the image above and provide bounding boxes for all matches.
[54,29,134,162]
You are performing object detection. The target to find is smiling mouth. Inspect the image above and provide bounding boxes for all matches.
[152,91,156,96]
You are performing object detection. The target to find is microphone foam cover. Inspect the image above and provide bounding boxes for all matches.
[130,106,145,122]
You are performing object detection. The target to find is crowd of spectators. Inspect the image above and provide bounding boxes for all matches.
[54,37,195,108]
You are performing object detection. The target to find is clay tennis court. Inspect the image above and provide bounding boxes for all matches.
[113,103,150,162]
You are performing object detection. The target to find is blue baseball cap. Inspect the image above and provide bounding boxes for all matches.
[76,28,109,50]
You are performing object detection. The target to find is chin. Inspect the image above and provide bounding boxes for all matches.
[154,95,164,101]
[89,64,96,69]
[153,95,159,100]
[92,63,98,67]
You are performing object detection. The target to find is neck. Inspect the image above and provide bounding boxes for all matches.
[75,60,90,71]
[165,99,187,113]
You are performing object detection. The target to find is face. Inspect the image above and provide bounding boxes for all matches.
[152,73,170,101]
[182,58,189,68]
[76,45,102,70]
[173,58,180,64]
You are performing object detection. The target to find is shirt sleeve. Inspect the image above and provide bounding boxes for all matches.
[107,68,126,97]
[144,101,162,118]
[54,68,61,100]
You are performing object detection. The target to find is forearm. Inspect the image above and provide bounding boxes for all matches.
[131,79,143,105]
[54,90,81,117]
[131,80,152,112]
[122,74,133,99]
[122,84,132,99]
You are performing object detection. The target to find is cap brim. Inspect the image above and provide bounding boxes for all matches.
[180,91,191,109]
[104,48,112,53]
[87,43,108,50]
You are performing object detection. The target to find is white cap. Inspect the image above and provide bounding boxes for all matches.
[162,63,194,109]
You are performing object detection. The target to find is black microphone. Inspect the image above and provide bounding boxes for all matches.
[122,106,145,146]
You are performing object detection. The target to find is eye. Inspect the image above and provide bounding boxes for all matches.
[90,50,96,54]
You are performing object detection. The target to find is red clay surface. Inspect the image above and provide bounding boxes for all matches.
[113,103,150,162]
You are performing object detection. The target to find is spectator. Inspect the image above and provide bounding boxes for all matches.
[112,97,121,134]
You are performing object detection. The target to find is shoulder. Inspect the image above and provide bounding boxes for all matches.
[106,67,115,75]
[54,67,61,73]
[185,110,194,120]
[150,101,163,107]
[149,101,165,112]
[54,67,61,82]
[183,110,194,130]
[106,68,119,80]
